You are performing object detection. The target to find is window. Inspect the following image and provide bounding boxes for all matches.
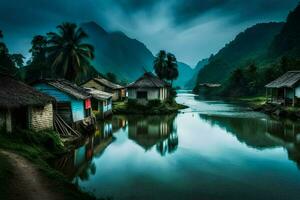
[137,91,147,99]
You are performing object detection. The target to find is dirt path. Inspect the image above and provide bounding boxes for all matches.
[0,150,63,200]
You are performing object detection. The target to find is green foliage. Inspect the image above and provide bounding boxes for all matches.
[153,50,179,85]
[106,72,117,83]
[113,99,187,115]
[195,22,284,84]
[148,99,162,107]
[214,57,300,97]
[154,50,167,79]
[0,154,14,200]
[0,30,18,76]
[47,22,95,82]
[270,4,300,57]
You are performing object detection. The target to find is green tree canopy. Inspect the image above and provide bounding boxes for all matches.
[29,35,47,64]
[47,22,95,82]
[154,50,167,79]
[153,50,179,86]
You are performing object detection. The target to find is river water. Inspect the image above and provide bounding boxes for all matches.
[55,92,300,200]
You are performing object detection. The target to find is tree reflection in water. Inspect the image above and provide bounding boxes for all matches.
[199,114,300,169]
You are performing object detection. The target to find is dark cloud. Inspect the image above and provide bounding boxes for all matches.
[172,0,299,26]
[0,0,299,65]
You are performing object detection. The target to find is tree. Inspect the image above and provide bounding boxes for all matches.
[154,50,167,79]
[165,53,179,86]
[0,31,17,75]
[47,22,95,82]
[10,53,25,68]
[29,35,47,64]
[106,72,117,83]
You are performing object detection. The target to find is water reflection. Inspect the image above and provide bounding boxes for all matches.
[54,119,119,179]
[127,115,178,155]
[199,114,300,168]
[53,93,300,200]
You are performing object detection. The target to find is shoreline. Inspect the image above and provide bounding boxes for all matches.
[113,101,188,115]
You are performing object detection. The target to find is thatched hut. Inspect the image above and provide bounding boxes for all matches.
[84,87,113,119]
[81,77,125,101]
[126,72,170,105]
[265,71,300,106]
[0,74,54,133]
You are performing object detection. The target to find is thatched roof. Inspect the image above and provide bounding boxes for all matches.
[84,87,112,101]
[37,79,91,100]
[0,74,54,108]
[265,71,300,88]
[88,78,124,90]
[127,72,170,88]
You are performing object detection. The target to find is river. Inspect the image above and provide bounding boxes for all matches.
[54,91,300,200]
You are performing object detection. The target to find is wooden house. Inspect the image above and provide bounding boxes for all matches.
[84,87,113,119]
[81,78,125,101]
[0,74,54,133]
[126,72,170,105]
[32,79,93,125]
[265,71,300,106]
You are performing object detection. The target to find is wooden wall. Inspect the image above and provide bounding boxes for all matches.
[34,83,86,122]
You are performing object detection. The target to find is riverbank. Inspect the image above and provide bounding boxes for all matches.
[0,130,97,200]
[237,96,300,120]
[113,100,188,115]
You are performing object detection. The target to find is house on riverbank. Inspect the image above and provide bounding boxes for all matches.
[0,75,54,132]
[81,77,125,101]
[84,87,112,119]
[126,72,170,105]
[33,79,94,126]
[265,71,300,106]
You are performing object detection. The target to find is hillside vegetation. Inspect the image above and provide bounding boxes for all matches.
[194,3,300,97]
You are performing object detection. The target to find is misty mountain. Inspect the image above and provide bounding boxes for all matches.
[81,21,154,82]
[185,58,209,89]
[195,22,284,84]
[81,21,193,85]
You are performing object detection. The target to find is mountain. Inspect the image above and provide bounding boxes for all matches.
[174,62,193,88]
[185,58,209,89]
[195,22,284,84]
[270,3,300,58]
[81,21,193,85]
[81,21,154,82]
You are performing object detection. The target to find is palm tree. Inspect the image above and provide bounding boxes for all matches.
[154,50,167,79]
[166,53,178,86]
[47,22,94,81]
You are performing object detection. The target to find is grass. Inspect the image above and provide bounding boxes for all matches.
[113,99,188,115]
[0,154,14,199]
[237,96,267,108]
[0,129,98,200]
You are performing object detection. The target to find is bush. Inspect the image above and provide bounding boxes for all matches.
[148,100,161,107]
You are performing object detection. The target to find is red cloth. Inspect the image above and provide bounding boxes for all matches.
[85,99,91,109]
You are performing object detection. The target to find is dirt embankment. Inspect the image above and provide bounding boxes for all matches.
[0,150,64,200]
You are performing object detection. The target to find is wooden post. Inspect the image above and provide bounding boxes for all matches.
[293,88,296,107]
[5,109,12,133]
[284,88,286,106]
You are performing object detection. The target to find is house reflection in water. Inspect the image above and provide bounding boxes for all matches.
[54,120,116,180]
[127,114,178,155]
[266,120,300,169]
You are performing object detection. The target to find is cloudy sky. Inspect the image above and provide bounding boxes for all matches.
[0,0,299,66]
